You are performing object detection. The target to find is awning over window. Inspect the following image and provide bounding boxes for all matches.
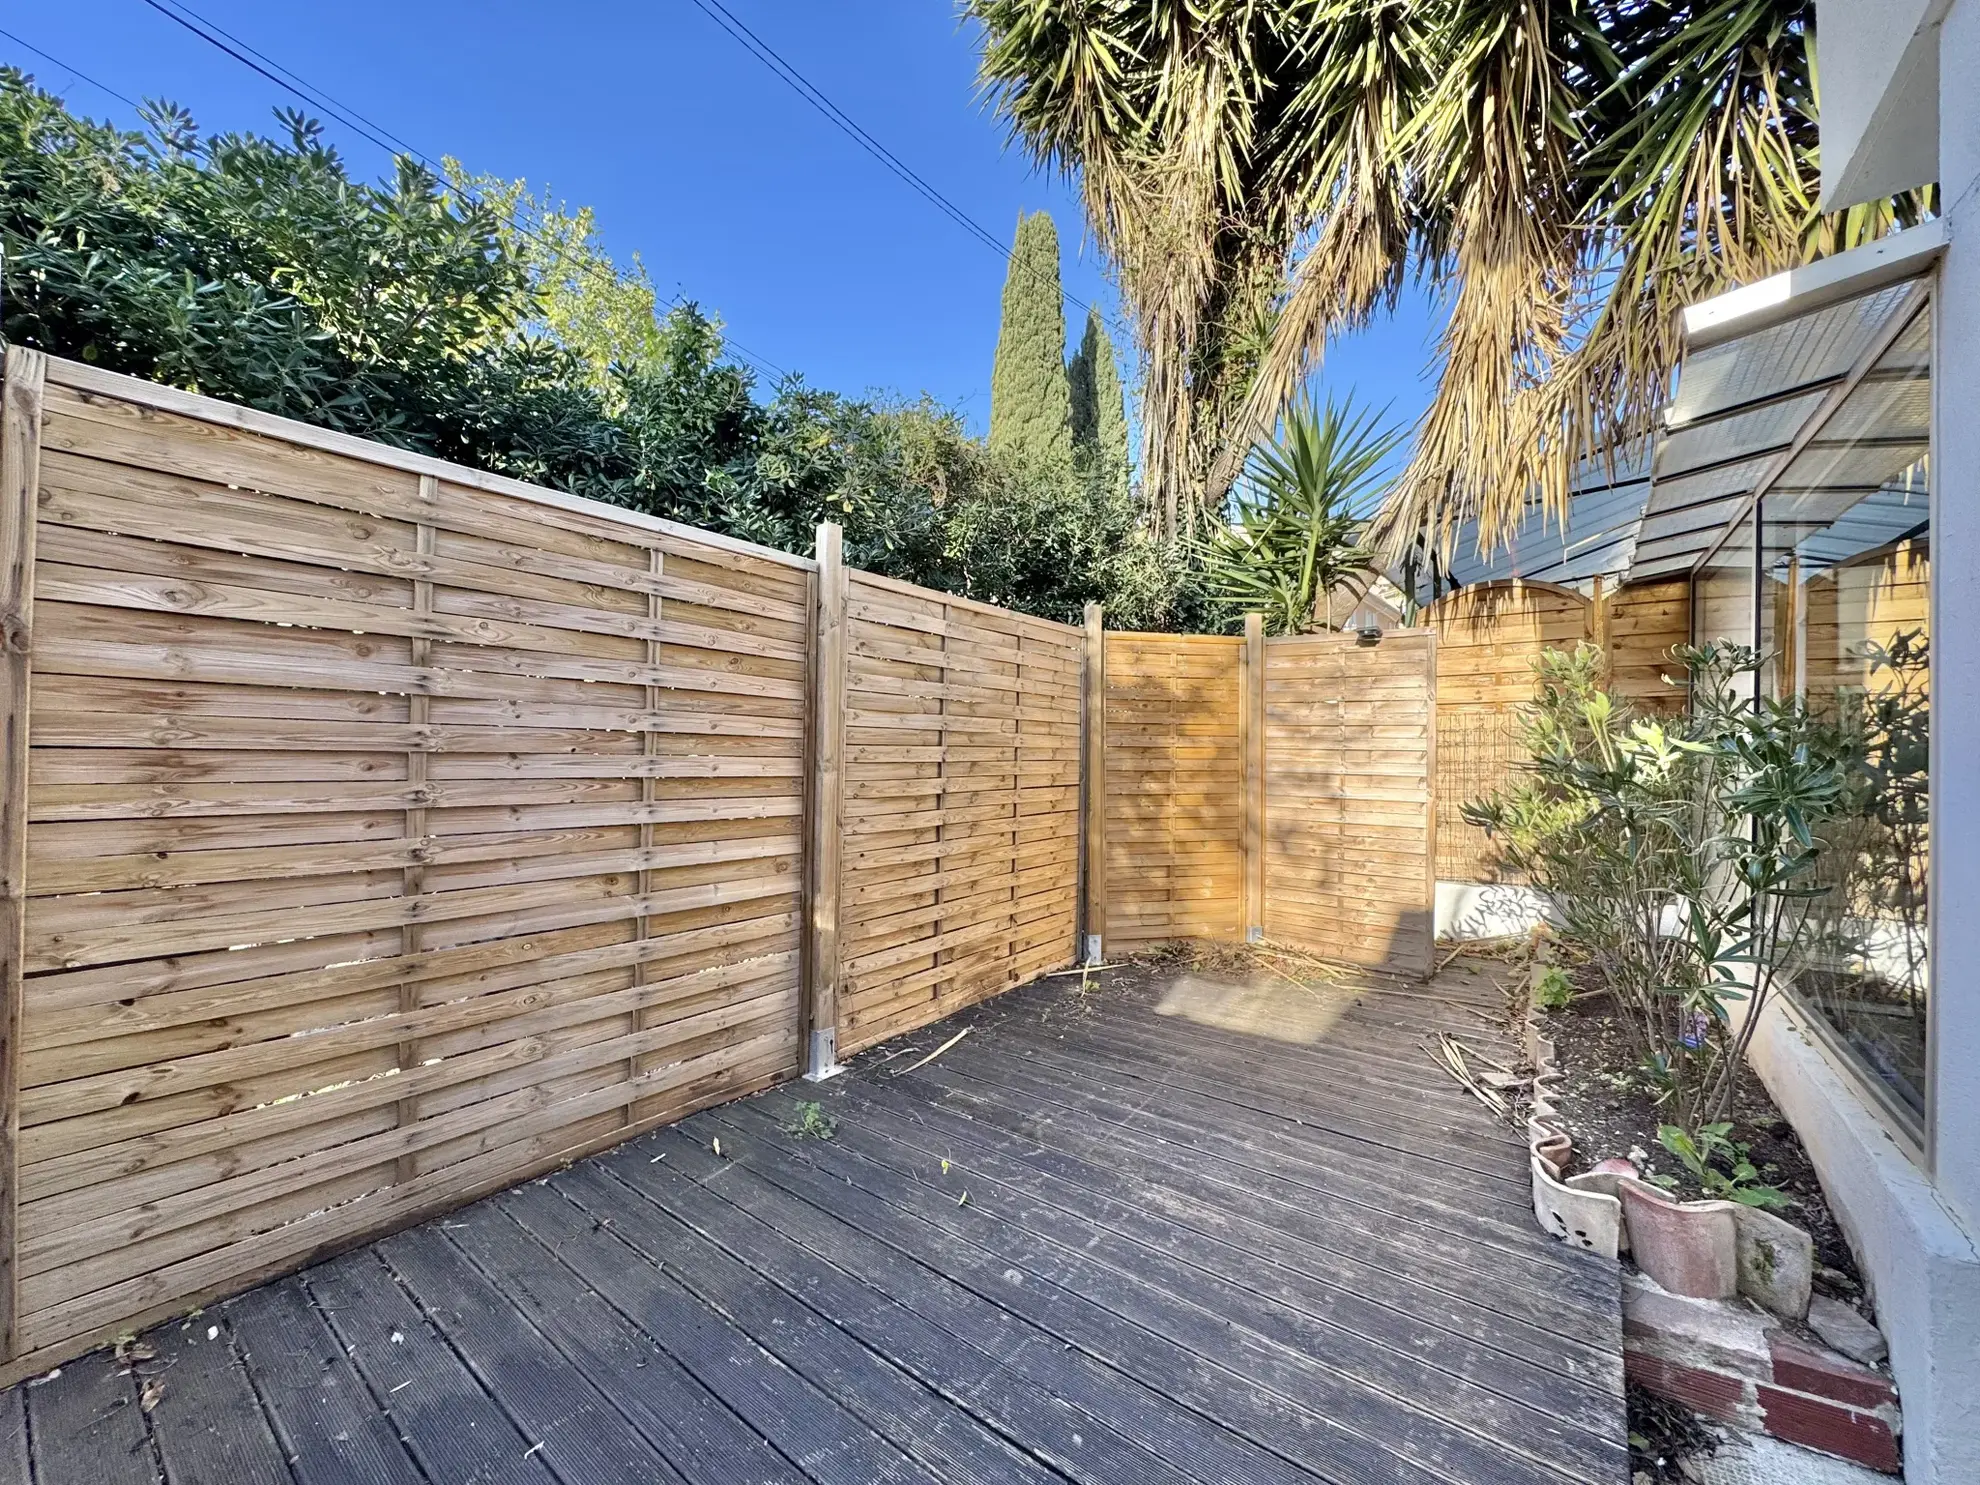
[1406,223,1941,596]
[1630,224,1941,580]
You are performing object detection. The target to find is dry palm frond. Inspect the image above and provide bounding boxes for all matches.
[970,0,1925,565]
[890,1026,973,1076]
[1374,0,1587,557]
[1379,1,1930,556]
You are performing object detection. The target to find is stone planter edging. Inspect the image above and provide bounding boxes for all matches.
[1523,1013,1627,1259]
[1521,991,1900,1471]
[1522,1003,1814,1319]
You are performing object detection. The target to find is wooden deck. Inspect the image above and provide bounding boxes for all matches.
[0,958,1628,1485]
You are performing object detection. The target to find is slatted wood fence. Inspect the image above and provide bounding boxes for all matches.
[0,345,1481,1384]
[1262,631,1437,974]
[1097,633,1246,947]
[833,571,1082,1054]
[0,348,829,1380]
[1087,624,1438,972]
[1798,539,1929,699]
[0,351,1075,1382]
[1428,578,1689,880]
[1607,578,1692,714]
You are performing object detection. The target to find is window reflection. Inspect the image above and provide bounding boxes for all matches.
[1694,507,1758,679]
[1756,305,1931,1131]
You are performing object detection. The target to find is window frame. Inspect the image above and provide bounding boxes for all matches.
[1682,279,1938,1160]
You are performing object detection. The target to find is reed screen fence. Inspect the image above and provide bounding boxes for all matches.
[1425,579,1689,881]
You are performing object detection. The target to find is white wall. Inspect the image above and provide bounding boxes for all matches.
[1788,5,1980,1476]
[1743,1000,1980,1480]
[1930,0,1980,1253]
[1433,881,1551,941]
[1817,0,1945,208]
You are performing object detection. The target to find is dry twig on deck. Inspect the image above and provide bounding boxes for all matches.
[1425,1032,1517,1122]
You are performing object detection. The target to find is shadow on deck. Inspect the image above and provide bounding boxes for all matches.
[0,957,1628,1485]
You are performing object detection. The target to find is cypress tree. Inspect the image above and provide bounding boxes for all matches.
[1068,306,1129,500]
[989,211,1072,469]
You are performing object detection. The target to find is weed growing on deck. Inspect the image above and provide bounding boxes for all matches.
[786,1102,837,1140]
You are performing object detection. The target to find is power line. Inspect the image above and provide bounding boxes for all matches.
[133,0,786,377]
[682,0,1109,329]
[132,0,789,381]
[0,25,140,108]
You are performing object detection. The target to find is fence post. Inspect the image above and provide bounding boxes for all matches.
[1242,613,1265,943]
[0,347,46,1362]
[803,522,847,1080]
[1080,602,1105,964]
[1421,626,1440,973]
[1590,573,1613,685]
[396,478,436,1182]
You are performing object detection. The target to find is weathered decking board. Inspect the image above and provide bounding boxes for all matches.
[0,959,1626,1485]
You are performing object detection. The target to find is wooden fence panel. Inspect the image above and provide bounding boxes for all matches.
[4,356,814,1378]
[1607,577,1691,713]
[1428,578,1689,881]
[835,572,1081,1054]
[1100,633,1245,947]
[1263,631,1436,974]
[1427,582,1587,881]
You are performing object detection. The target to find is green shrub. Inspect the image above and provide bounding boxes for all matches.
[0,69,1197,630]
[1467,642,1854,1131]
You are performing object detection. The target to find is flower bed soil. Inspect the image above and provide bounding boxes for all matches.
[1536,988,1872,1313]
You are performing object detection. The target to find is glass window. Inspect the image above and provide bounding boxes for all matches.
[1760,305,1932,1133]
[1693,507,1760,702]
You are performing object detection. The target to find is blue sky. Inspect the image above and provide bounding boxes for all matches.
[4,0,1441,447]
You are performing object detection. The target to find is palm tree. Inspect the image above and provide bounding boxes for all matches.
[966,1,1926,557]
[1198,397,1402,635]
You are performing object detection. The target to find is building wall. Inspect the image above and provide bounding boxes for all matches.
[1929,0,1980,1255]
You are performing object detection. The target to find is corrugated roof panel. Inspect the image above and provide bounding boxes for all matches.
[1665,281,1913,427]
[1789,480,1929,571]
[1627,271,1930,584]
[1434,452,1651,593]
[1636,456,1776,530]
[1823,374,1930,441]
[1656,391,1823,480]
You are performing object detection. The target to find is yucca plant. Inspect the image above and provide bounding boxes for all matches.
[1198,398,1401,635]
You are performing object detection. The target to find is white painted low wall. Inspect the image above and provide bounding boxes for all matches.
[1434,881,1554,941]
[1743,997,1980,1482]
